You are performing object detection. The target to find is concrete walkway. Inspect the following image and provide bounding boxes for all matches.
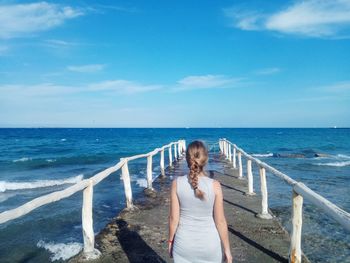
[71,153,308,263]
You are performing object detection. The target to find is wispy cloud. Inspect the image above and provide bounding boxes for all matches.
[0,2,83,39]
[318,81,350,93]
[90,4,138,13]
[224,0,350,38]
[173,75,244,91]
[88,80,162,94]
[0,74,245,97]
[254,67,281,75]
[294,95,347,102]
[67,64,106,73]
[0,79,162,97]
[45,39,80,48]
[0,45,9,56]
[292,80,350,103]
[0,83,77,97]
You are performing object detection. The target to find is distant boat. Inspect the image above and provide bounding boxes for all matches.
[334,126,337,129]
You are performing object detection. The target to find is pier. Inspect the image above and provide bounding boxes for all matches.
[0,139,349,262]
[73,151,299,262]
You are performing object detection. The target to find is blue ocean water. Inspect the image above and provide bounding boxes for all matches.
[0,128,349,262]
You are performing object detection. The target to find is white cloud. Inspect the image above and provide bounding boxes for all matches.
[224,0,350,38]
[255,67,281,75]
[67,64,106,73]
[174,75,243,91]
[0,2,83,39]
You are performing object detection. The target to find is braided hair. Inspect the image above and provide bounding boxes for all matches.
[186,140,208,200]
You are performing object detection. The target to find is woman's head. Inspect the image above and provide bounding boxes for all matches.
[186,140,208,200]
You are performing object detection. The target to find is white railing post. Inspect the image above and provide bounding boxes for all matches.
[289,190,303,263]
[224,140,226,156]
[177,142,181,158]
[245,159,256,196]
[147,154,153,189]
[238,151,243,178]
[232,146,236,168]
[257,167,273,219]
[82,180,101,260]
[222,140,226,157]
[174,143,178,161]
[225,141,229,159]
[121,159,133,209]
[228,144,232,162]
[182,140,186,152]
[160,149,165,176]
[168,145,173,167]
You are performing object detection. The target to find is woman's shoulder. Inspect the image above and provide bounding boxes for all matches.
[201,175,219,187]
[201,175,215,183]
[211,179,222,194]
[200,175,220,189]
[173,175,188,183]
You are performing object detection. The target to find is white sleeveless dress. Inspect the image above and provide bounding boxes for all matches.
[173,175,223,263]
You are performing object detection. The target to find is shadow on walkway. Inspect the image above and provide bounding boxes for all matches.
[228,226,288,263]
[220,183,246,195]
[116,219,166,263]
[223,199,257,215]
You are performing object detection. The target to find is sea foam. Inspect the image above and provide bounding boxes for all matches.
[37,240,82,261]
[0,192,17,203]
[136,178,148,188]
[336,154,350,159]
[252,153,273,157]
[0,174,83,192]
[12,157,32,163]
[315,161,350,167]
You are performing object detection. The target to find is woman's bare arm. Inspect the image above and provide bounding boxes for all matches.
[168,179,180,242]
[213,180,232,262]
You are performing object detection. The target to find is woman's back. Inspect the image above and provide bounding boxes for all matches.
[173,175,223,262]
[176,175,215,227]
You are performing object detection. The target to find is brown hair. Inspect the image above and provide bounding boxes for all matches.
[186,140,208,200]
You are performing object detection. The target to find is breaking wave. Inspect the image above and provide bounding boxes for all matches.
[37,240,82,261]
[314,161,350,167]
[136,178,148,188]
[13,157,32,163]
[252,153,273,157]
[0,174,84,193]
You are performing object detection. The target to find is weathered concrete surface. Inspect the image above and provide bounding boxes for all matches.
[70,153,308,263]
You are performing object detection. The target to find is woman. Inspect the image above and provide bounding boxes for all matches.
[168,140,232,263]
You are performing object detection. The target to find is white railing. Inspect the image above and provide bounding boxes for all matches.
[219,138,350,263]
[0,139,186,260]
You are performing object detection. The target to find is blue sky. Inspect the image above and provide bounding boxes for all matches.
[0,0,349,127]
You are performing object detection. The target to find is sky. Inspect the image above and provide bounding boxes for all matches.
[0,0,349,128]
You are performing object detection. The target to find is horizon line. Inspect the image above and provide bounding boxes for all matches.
[0,126,348,129]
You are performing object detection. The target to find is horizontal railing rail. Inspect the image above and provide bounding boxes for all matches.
[0,139,186,260]
[219,138,350,263]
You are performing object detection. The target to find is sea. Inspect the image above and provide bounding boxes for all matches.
[0,128,349,263]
